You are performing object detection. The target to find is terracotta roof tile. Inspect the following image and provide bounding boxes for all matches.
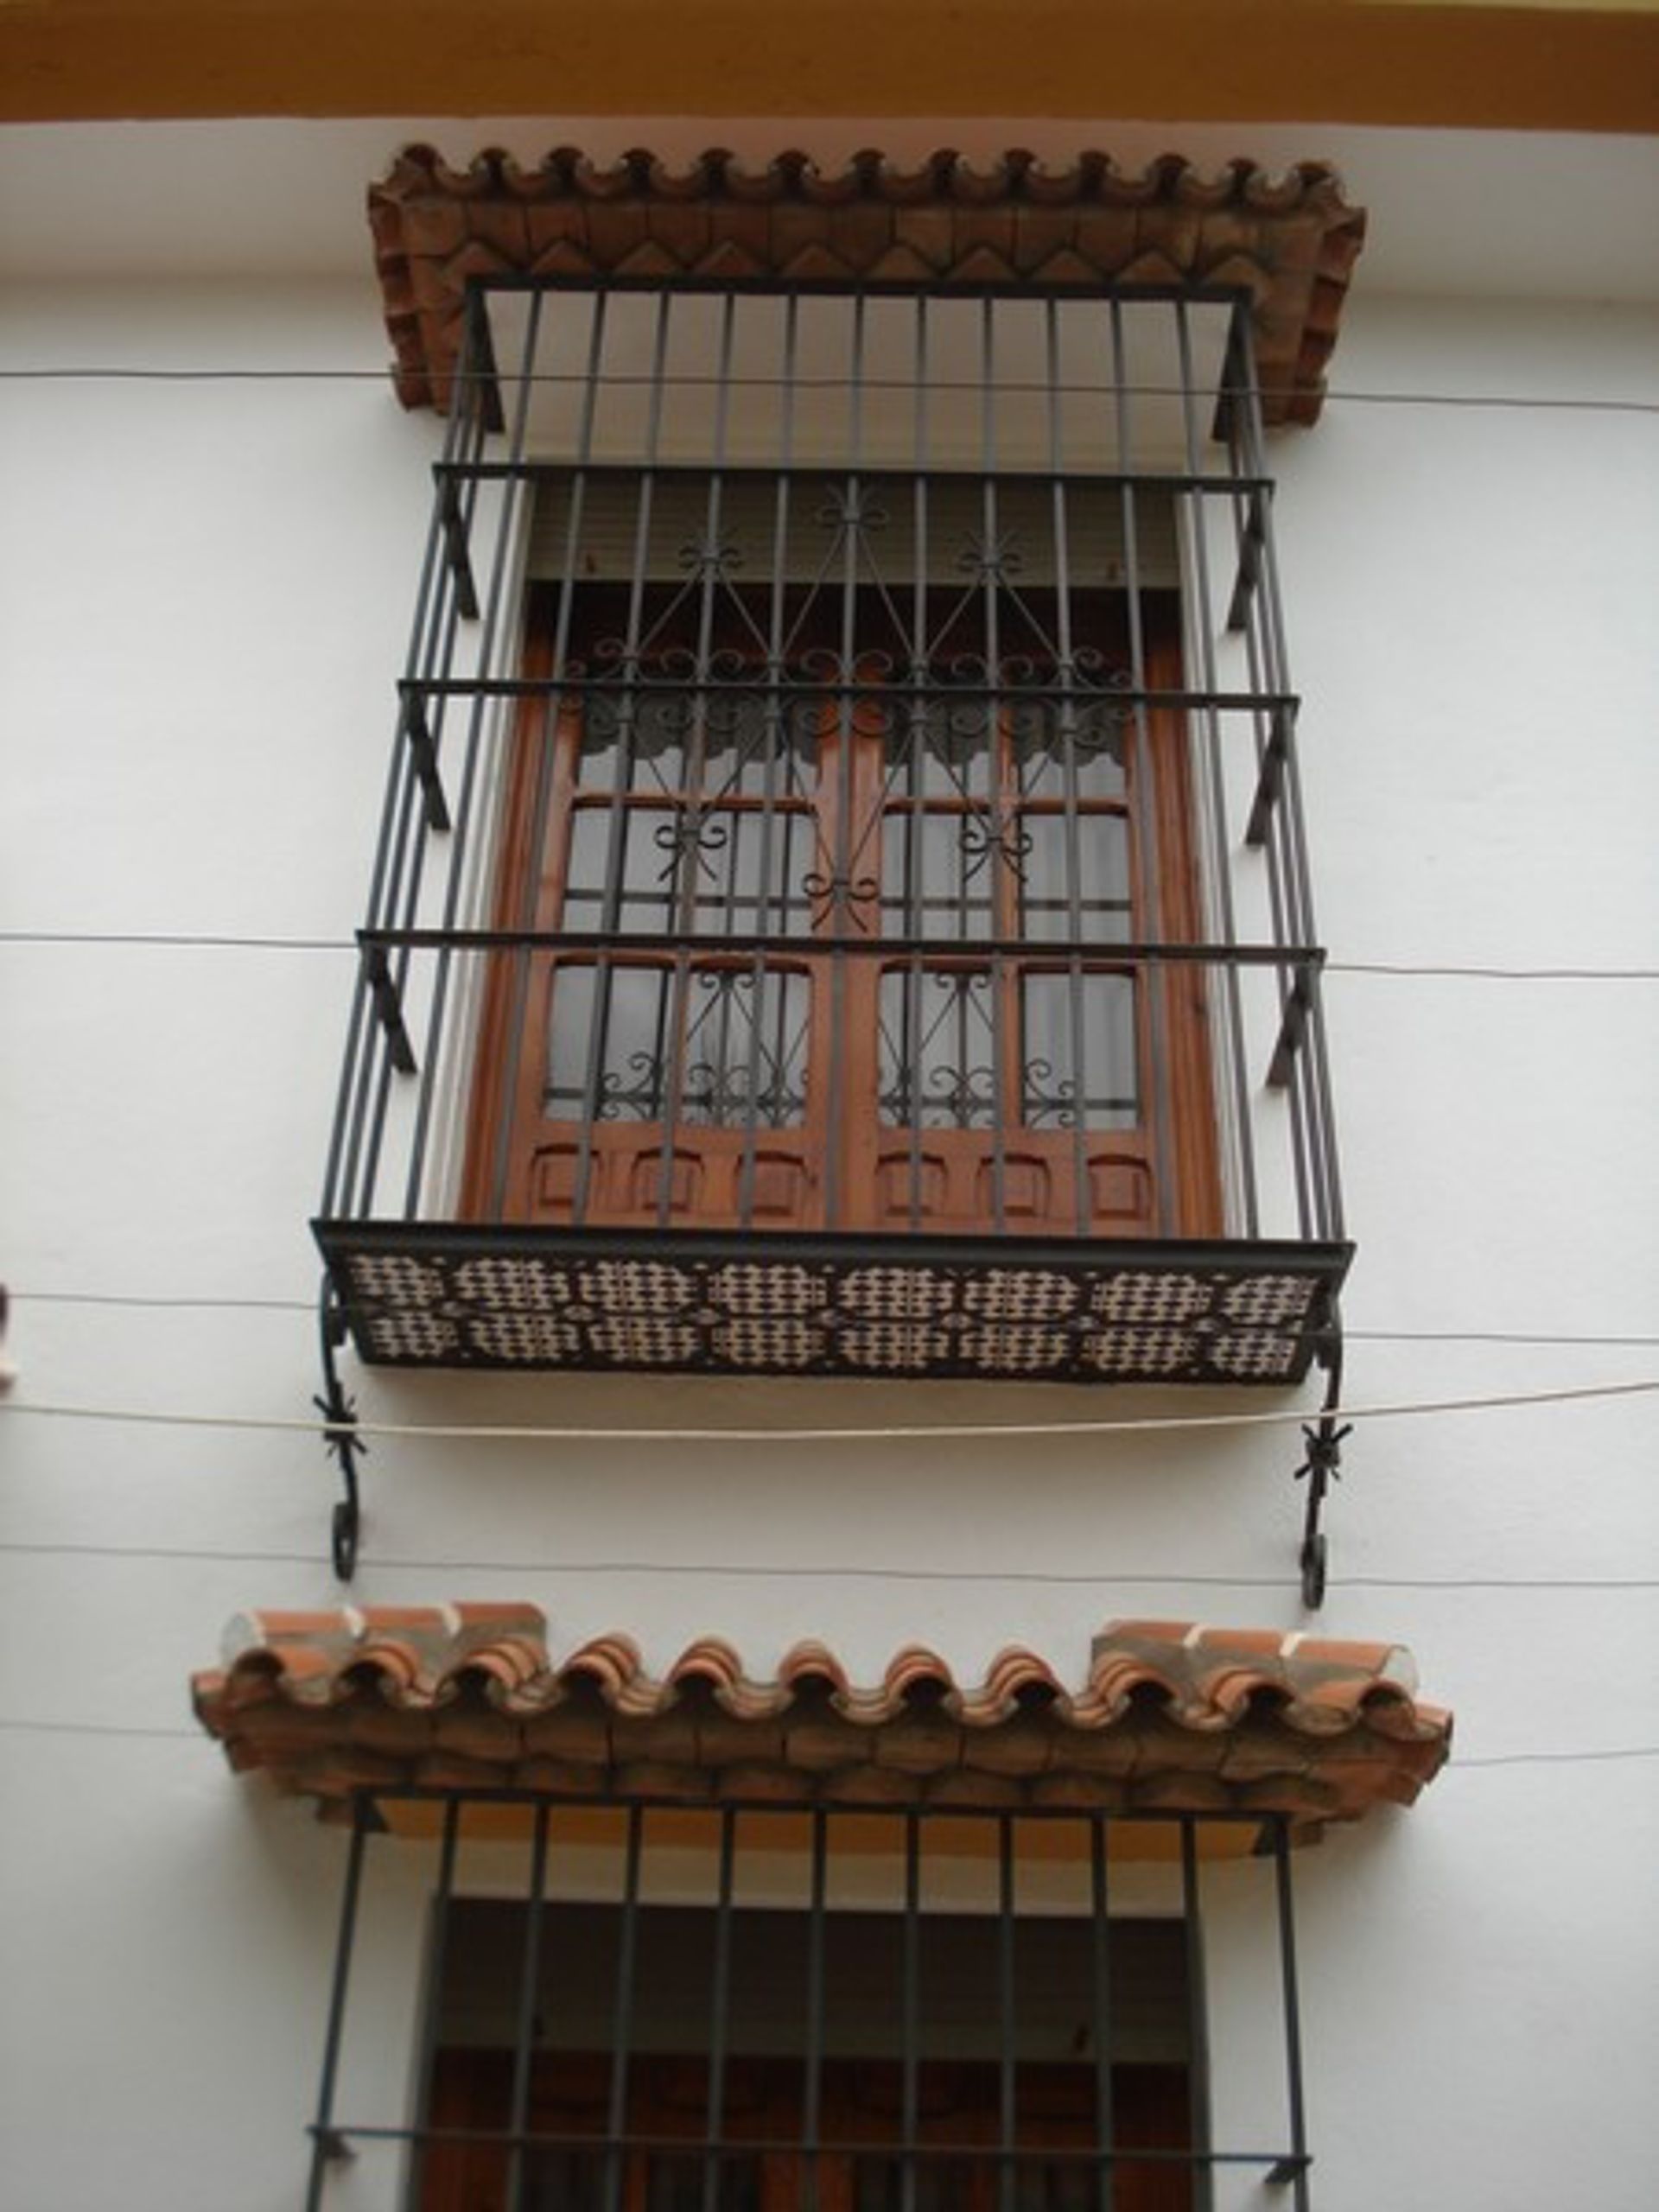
[368,147,1366,425]
[194,1608,1447,1838]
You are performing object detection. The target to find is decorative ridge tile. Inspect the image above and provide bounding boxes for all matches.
[367,145,1365,425]
[194,1609,1448,1835]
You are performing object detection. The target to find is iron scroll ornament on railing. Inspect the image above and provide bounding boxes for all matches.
[316,1280,365,1581]
[1292,1326,1350,1611]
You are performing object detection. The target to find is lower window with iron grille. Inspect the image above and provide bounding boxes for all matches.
[304,1799,1313,2212]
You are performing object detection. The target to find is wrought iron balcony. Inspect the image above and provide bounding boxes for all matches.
[315,280,1350,1394]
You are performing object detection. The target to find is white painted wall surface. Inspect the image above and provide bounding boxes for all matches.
[2,123,1657,2212]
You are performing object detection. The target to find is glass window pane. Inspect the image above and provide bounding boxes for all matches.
[545,964,810,1128]
[680,967,810,1128]
[881,811,996,939]
[1021,972,1138,1129]
[1019,816,1130,944]
[879,968,998,1128]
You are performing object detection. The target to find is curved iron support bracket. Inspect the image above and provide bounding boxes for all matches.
[1293,1326,1349,1611]
[315,1279,365,1581]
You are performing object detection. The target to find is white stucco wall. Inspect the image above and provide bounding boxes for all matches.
[2,123,1656,2212]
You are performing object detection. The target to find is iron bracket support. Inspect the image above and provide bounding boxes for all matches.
[1293,1325,1349,1611]
[437,477,480,620]
[399,693,451,833]
[1265,2155,1311,2187]
[315,1279,365,1581]
[1245,700,1296,847]
[1267,956,1322,1089]
[360,942,418,1074]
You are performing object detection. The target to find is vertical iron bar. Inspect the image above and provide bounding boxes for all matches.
[659,297,740,1221]
[603,1804,645,2212]
[804,1808,827,2212]
[702,1808,739,2212]
[902,1812,921,2212]
[491,288,609,1224]
[1109,298,1174,1236]
[303,1794,370,2212]
[997,1814,1017,2212]
[906,294,931,1227]
[1273,1818,1313,2212]
[1225,333,1309,1239]
[825,296,866,1230]
[1179,1818,1213,2212]
[740,296,798,1225]
[1090,1817,1115,2212]
[574,290,674,1224]
[1235,315,1344,1240]
[407,1796,463,2212]
[327,296,475,1221]
[1174,297,1257,1241]
[1047,300,1091,1234]
[505,1802,550,2212]
[981,297,1007,1235]
[403,283,544,1217]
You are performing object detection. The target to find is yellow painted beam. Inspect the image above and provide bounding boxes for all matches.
[3,1,1658,130]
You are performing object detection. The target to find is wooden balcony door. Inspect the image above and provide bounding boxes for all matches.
[464,588,1216,1240]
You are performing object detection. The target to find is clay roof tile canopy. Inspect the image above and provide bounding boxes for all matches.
[194,1607,1450,1840]
[368,147,1366,426]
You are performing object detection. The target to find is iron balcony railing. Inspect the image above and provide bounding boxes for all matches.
[316,281,1349,1386]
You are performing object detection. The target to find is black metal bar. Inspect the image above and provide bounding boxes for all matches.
[303,1795,370,2212]
[488,293,610,1225]
[1272,1817,1313,2210]
[998,1814,1017,2212]
[602,1804,645,2212]
[319,1213,1351,1276]
[401,285,547,1221]
[399,672,1302,713]
[702,1808,738,2212]
[804,1808,827,2212]
[406,1796,462,2212]
[901,1812,921,2212]
[315,2120,1312,2170]
[358,923,1324,965]
[1180,1818,1214,2212]
[436,458,1275,496]
[505,1803,550,2212]
[1090,1817,1116,2212]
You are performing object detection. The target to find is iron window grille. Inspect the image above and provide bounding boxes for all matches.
[304,1795,1313,2212]
[316,280,1349,1389]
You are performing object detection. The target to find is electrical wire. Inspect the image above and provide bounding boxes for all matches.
[0,1713,1653,1764]
[6,928,1659,981]
[2,1375,1656,1445]
[1,366,1656,416]
[0,1535,1652,1589]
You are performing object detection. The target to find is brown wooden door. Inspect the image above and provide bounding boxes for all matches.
[422,2050,1190,2212]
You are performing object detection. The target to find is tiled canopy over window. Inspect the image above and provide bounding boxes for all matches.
[368,147,1365,425]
